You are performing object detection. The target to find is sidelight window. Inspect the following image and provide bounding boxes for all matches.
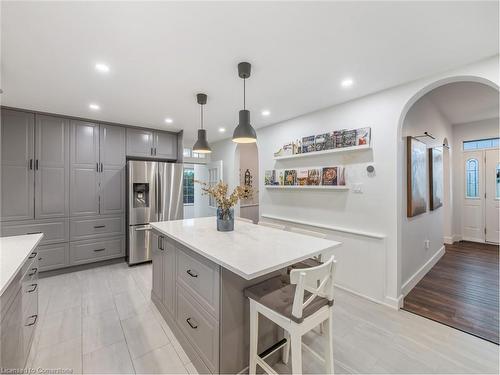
[466,159,479,198]
[183,168,194,204]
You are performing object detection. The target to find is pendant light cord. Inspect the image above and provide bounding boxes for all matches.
[200,103,204,129]
[243,78,246,110]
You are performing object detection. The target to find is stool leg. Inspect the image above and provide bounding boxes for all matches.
[324,310,334,374]
[290,332,302,375]
[282,330,290,364]
[249,301,258,375]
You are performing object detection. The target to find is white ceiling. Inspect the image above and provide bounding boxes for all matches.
[1,1,498,144]
[426,82,499,125]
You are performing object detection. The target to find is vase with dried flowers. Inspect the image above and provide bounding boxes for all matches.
[196,180,253,231]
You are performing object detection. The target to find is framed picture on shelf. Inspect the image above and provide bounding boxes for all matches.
[429,147,443,210]
[342,129,357,147]
[307,168,322,185]
[356,127,371,146]
[322,167,338,185]
[407,136,427,217]
[284,170,297,185]
[302,136,315,153]
[264,170,276,185]
[297,169,308,185]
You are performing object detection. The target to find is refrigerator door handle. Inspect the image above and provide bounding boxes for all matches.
[157,171,162,219]
[134,225,152,231]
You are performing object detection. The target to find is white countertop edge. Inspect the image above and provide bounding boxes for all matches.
[261,214,386,240]
[149,222,341,280]
[0,233,44,296]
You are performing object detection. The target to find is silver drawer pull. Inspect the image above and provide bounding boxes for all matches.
[93,248,105,252]
[28,268,38,277]
[25,314,38,326]
[27,283,37,293]
[27,231,42,235]
[186,269,198,278]
[93,225,106,229]
[28,251,38,259]
[186,318,198,329]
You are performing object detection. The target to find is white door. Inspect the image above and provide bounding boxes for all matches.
[192,160,223,218]
[462,151,484,242]
[485,149,500,243]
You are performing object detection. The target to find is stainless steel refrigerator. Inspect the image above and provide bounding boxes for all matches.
[127,160,183,265]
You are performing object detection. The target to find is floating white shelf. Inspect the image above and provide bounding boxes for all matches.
[265,185,349,190]
[273,144,371,160]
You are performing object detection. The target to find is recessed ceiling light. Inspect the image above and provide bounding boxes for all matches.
[341,78,354,88]
[261,110,271,116]
[95,63,110,73]
[218,127,226,133]
[89,103,100,110]
[165,118,173,124]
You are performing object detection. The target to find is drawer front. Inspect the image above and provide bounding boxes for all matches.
[0,218,68,245]
[21,258,38,354]
[176,286,219,373]
[176,246,220,318]
[70,237,124,265]
[70,215,124,241]
[38,243,70,272]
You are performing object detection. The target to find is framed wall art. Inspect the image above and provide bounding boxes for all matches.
[407,136,427,217]
[429,147,443,210]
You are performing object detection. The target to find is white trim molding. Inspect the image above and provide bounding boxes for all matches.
[260,214,386,239]
[401,245,445,297]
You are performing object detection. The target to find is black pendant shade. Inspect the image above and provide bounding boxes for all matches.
[193,93,212,153]
[232,110,256,143]
[232,62,257,144]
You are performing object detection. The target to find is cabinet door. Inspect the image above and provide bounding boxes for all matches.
[100,125,126,215]
[1,110,35,221]
[154,131,177,160]
[162,240,176,316]
[151,232,164,301]
[126,128,154,157]
[35,115,69,219]
[70,121,100,216]
[0,290,25,369]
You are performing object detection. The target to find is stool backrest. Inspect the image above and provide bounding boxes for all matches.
[288,227,327,239]
[258,221,286,230]
[289,255,336,319]
[236,217,254,224]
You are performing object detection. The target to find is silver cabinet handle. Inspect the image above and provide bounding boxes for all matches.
[93,248,105,252]
[93,225,106,229]
[96,162,99,172]
[35,160,39,170]
[100,162,103,172]
[29,159,33,170]
[28,268,38,277]
[151,147,154,156]
[25,314,38,326]
[27,231,42,235]
[28,251,38,259]
[27,283,37,293]
[186,269,198,278]
[186,318,198,329]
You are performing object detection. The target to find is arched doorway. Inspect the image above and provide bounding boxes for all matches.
[235,143,259,223]
[398,78,499,343]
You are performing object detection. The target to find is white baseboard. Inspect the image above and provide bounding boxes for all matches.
[401,245,445,297]
[335,283,399,310]
[444,234,462,244]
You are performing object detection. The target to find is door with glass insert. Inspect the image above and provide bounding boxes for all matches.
[462,151,484,242]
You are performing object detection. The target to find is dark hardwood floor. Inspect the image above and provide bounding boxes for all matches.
[403,241,499,344]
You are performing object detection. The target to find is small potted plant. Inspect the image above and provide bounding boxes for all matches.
[197,181,253,231]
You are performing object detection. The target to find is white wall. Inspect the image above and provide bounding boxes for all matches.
[452,117,500,239]
[400,96,452,295]
[211,55,499,308]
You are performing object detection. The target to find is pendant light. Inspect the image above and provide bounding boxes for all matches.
[232,62,257,143]
[192,93,212,153]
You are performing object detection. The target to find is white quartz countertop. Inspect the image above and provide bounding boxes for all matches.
[0,234,43,295]
[150,217,341,280]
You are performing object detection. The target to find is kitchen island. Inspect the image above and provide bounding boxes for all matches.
[150,217,341,374]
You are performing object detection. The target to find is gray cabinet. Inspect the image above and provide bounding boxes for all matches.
[70,121,125,217]
[126,128,177,159]
[1,110,35,221]
[152,232,163,301]
[100,125,126,215]
[70,120,100,217]
[126,128,154,157]
[35,115,69,219]
[38,242,70,272]
[154,132,177,160]
[162,239,176,317]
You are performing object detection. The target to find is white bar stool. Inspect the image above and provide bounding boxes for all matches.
[245,256,337,375]
[236,217,254,224]
[258,221,286,230]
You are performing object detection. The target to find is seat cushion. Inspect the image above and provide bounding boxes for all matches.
[244,276,333,323]
[289,257,322,271]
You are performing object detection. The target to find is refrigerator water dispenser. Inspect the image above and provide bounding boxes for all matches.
[133,183,149,208]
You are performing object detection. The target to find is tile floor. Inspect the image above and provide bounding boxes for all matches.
[27,262,499,374]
